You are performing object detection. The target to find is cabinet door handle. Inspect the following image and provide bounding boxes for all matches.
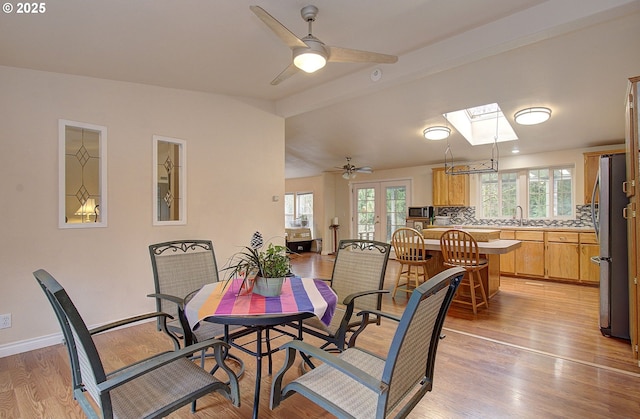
[623,206,628,219]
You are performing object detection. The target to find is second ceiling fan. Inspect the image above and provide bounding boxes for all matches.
[337,157,372,179]
[250,4,398,85]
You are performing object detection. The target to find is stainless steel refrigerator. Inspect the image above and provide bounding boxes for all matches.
[591,153,630,340]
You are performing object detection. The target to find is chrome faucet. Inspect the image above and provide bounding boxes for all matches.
[515,205,523,226]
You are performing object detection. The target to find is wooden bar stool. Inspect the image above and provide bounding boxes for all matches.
[391,227,432,298]
[439,229,489,314]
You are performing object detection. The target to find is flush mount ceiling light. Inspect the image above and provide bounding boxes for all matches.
[514,107,551,125]
[423,126,451,141]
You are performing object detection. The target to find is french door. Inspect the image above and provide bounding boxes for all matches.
[352,180,411,243]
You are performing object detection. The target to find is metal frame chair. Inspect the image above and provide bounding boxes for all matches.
[298,239,391,352]
[33,269,239,419]
[440,229,489,315]
[148,239,245,374]
[391,227,433,298]
[270,267,464,419]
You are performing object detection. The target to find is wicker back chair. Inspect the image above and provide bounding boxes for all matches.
[271,267,465,418]
[440,229,489,314]
[300,239,391,351]
[33,269,239,419]
[148,239,240,347]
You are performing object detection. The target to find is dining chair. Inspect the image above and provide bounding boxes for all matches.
[33,269,240,419]
[439,229,489,314]
[391,227,432,298]
[270,267,465,419]
[299,239,391,352]
[148,239,244,373]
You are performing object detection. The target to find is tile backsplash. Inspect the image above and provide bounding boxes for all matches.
[436,205,594,229]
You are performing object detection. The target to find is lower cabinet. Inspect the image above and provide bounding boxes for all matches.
[579,232,600,284]
[546,231,580,281]
[499,230,516,274]
[515,231,545,277]
[500,229,599,284]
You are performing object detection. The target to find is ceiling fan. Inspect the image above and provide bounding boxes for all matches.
[250,4,398,85]
[337,157,372,179]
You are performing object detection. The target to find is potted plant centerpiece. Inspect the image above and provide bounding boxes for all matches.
[224,232,292,297]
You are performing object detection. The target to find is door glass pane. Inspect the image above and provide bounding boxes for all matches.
[357,187,376,240]
[385,186,406,242]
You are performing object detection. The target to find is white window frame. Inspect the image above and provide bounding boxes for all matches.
[285,191,313,228]
[478,165,574,220]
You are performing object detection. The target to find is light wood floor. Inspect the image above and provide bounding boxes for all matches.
[2,253,639,418]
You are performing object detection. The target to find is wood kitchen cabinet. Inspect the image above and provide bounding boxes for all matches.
[579,232,600,284]
[625,75,640,361]
[584,149,624,204]
[499,230,516,274]
[500,228,599,284]
[432,167,469,207]
[514,231,545,277]
[546,231,580,281]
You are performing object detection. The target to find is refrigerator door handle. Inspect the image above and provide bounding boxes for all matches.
[591,167,600,241]
[599,257,611,333]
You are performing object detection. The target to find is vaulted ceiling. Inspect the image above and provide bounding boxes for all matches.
[1,0,639,178]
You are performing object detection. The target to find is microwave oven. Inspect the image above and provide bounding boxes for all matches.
[408,206,434,218]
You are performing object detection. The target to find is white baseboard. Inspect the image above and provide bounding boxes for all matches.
[0,332,64,358]
[0,317,155,358]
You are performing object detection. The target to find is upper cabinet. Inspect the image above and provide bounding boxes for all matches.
[432,167,469,207]
[584,149,624,204]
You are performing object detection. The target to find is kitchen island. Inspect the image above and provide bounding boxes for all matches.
[418,230,521,298]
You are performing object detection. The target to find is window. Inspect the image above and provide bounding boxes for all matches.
[479,166,573,219]
[59,120,107,229]
[285,192,313,228]
[480,172,517,218]
[153,135,186,226]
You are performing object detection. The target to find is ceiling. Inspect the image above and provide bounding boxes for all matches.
[2,0,640,178]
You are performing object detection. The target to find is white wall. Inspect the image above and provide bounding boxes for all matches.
[0,66,285,354]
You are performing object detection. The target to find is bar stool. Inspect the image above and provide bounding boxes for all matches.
[391,227,432,298]
[439,229,489,314]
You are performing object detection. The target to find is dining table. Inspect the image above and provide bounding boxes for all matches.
[185,276,338,419]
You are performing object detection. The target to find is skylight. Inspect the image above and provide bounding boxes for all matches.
[446,103,518,146]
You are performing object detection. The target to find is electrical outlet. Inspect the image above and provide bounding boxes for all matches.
[0,313,11,329]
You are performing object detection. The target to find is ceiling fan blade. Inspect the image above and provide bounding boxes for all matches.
[328,46,398,64]
[355,167,373,173]
[271,63,300,85]
[250,5,307,49]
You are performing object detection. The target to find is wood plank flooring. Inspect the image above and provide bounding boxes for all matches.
[1,253,639,418]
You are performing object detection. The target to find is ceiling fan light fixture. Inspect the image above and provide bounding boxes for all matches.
[514,107,551,125]
[342,171,356,180]
[293,39,327,73]
[423,126,451,141]
[294,50,327,73]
